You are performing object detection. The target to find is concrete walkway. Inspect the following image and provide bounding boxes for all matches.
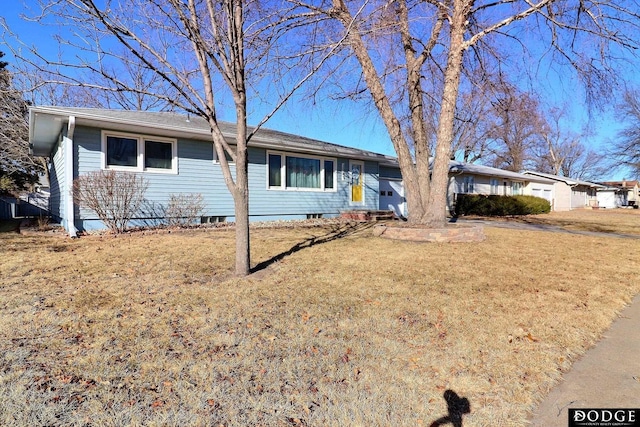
[529,294,640,426]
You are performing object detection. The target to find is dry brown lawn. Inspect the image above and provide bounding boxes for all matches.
[1,210,639,426]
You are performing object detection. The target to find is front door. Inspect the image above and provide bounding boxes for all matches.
[350,161,364,204]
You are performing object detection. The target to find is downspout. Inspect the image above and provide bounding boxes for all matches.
[64,116,78,238]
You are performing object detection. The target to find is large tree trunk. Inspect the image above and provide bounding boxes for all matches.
[422,1,469,227]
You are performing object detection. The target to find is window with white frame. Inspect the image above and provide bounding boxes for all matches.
[512,181,523,195]
[102,131,177,173]
[462,176,475,193]
[267,151,336,191]
[213,144,235,164]
[490,178,499,195]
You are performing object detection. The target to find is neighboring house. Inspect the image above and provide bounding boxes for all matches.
[595,185,622,209]
[29,106,398,235]
[596,183,634,209]
[375,160,557,216]
[0,195,49,219]
[523,171,604,211]
[447,161,556,211]
[600,180,640,207]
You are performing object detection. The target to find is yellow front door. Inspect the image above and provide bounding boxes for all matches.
[351,162,364,203]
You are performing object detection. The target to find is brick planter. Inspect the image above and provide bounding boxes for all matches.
[373,223,485,242]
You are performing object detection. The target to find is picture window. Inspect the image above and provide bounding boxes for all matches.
[102,131,177,173]
[268,151,336,192]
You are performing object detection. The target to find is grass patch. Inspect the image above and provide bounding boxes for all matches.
[1,213,639,426]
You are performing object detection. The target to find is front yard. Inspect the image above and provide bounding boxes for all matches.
[1,211,639,426]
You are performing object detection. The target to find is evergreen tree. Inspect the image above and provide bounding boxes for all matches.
[0,51,43,195]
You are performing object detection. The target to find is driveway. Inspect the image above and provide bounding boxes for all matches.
[452,217,640,240]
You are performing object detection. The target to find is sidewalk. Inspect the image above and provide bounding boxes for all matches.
[529,294,640,426]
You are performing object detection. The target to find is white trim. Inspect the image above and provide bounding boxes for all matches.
[64,116,78,237]
[212,142,236,165]
[461,175,475,194]
[100,130,178,174]
[490,178,499,195]
[512,180,524,196]
[266,150,337,192]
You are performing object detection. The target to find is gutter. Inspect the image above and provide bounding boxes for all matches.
[28,108,39,155]
[30,106,393,163]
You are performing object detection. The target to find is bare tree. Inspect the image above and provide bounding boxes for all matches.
[451,85,495,164]
[486,85,546,172]
[5,1,335,275]
[534,107,609,181]
[295,0,640,226]
[612,88,640,177]
[13,55,177,111]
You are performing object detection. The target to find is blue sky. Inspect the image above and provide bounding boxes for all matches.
[0,1,633,180]
[0,1,396,158]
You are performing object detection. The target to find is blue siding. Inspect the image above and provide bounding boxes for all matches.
[380,165,403,180]
[74,126,102,174]
[363,161,379,208]
[176,139,234,216]
[248,150,377,218]
[70,125,380,231]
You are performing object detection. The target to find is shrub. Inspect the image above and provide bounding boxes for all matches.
[165,193,205,227]
[72,170,148,233]
[513,195,551,214]
[455,194,551,217]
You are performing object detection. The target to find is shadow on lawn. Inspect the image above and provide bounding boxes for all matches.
[251,221,374,273]
[0,219,21,233]
[429,389,471,427]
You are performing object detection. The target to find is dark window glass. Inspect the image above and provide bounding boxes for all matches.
[145,140,173,169]
[216,147,234,162]
[324,160,334,189]
[107,136,137,167]
[268,154,282,187]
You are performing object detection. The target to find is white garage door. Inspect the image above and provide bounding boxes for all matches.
[532,188,552,202]
[379,179,405,218]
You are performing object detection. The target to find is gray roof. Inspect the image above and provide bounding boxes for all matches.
[29,106,579,186]
[29,106,398,165]
[522,170,605,188]
[449,161,555,183]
